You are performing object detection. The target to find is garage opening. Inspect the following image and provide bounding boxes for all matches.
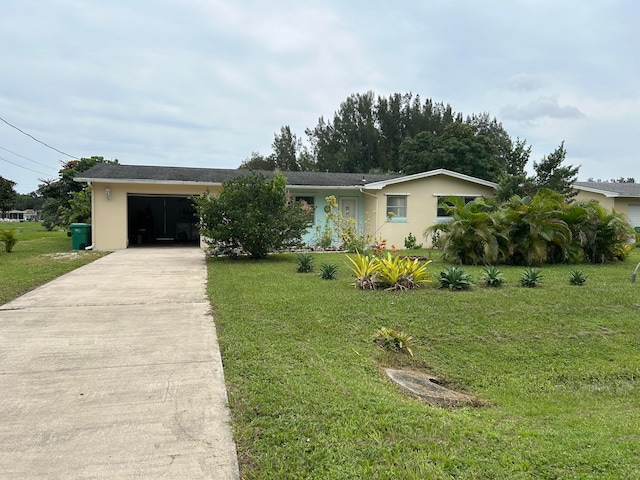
[127,194,199,246]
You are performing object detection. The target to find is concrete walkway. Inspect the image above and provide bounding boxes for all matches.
[0,248,240,479]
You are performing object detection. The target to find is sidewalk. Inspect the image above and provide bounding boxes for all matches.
[0,247,240,479]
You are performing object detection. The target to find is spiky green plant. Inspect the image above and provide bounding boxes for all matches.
[295,253,314,273]
[520,267,543,287]
[569,269,587,286]
[380,254,431,291]
[373,327,414,357]
[0,228,18,253]
[346,252,380,290]
[319,263,339,280]
[481,265,504,287]
[438,266,474,290]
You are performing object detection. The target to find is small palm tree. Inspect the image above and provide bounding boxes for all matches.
[425,196,506,265]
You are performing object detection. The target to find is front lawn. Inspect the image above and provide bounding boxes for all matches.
[207,250,640,479]
[0,221,106,305]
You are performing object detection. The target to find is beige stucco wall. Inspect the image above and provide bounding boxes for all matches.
[574,190,616,211]
[90,181,220,250]
[363,175,496,248]
[574,190,640,223]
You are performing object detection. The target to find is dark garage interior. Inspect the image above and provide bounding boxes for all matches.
[127,194,199,246]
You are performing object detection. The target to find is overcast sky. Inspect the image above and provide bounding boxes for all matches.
[1,0,638,193]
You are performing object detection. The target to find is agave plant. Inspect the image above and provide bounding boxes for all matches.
[438,266,474,290]
[481,265,504,287]
[520,267,543,287]
[295,253,314,273]
[319,262,339,280]
[569,269,587,286]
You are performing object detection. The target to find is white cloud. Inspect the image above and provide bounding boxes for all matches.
[501,97,585,122]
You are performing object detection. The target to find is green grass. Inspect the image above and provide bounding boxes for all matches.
[207,249,640,479]
[0,221,107,305]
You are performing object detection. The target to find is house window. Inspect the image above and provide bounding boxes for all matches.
[295,196,315,222]
[386,195,407,220]
[437,196,478,218]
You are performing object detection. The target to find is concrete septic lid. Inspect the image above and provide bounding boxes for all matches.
[385,368,477,406]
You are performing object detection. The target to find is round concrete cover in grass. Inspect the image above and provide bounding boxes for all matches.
[385,368,476,406]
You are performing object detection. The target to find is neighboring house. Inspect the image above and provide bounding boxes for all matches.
[74,164,498,251]
[0,209,40,222]
[573,182,640,229]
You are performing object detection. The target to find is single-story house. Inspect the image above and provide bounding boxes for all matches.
[75,164,498,251]
[573,182,640,229]
[0,209,40,222]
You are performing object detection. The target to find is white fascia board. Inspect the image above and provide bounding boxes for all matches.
[363,168,498,190]
[286,185,363,190]
[432,193,490,197]
[573,185,621,198]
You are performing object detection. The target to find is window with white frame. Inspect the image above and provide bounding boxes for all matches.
[386,195,407,220]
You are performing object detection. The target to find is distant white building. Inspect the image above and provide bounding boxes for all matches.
[0,209,40,221]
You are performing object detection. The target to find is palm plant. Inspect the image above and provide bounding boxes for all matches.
[568,200,634,263]
[425,196,506,265]
[501,191,572,265]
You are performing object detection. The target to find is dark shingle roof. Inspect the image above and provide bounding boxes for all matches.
[574,181,640,198]
[75,163,402,187]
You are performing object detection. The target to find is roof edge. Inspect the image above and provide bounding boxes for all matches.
[363,168,499,190]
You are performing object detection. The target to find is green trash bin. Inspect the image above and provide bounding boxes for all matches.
[70,223,91,250]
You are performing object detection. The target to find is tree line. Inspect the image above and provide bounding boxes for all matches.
[240,91,582,199]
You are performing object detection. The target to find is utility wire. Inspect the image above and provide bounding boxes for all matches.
[0,116,78,159]
[0,145,58,171]
[0,155,52,177]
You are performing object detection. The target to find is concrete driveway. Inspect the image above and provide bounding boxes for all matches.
[0,247,239,479]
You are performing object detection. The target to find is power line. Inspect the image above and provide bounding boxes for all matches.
[0,155,52,177]
[0,116,78,159]
[0,145,58,171]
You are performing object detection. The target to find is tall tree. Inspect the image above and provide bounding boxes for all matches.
[14,192,44,211]
[533,142,579,200]
[495,138,533,202]
[399,122,499,180]
[272,125,302,171]
[0,176,17,214]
